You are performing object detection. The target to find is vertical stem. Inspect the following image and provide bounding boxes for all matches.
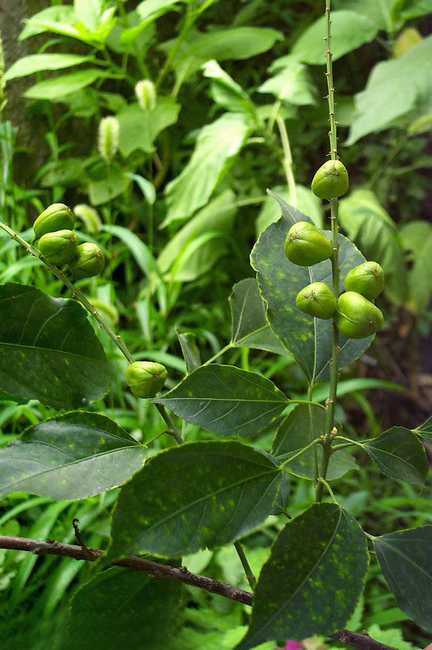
[234,541,256,590]
[316,0,340,502]
[276,116,297,208]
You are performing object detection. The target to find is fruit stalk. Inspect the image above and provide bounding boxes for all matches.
[317,0,339,502]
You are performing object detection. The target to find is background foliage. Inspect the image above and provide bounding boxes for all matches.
[0,1,432,648]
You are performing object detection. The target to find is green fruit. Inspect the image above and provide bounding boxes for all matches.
[311,160,349,200]
[125,361,168,398]
[37,229,78,266]
[70,243,105,280]
[337,291,384,339]
[284,221,332,266]
[344,261,384,300]
[296,282,337,319]
[33,203,74,239]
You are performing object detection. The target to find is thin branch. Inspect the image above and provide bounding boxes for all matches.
[0,535,396,650]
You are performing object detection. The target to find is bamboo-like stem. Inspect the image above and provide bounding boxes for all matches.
[316,0,340,502]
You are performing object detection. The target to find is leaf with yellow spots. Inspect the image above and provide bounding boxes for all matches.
[109,441,284,558]
[374,525,432,634]
[58,567,183,650]
[0,283,111,408]
[236,503,368,649]
[251,197,373,383]
[0,412,145,499]
[154,364,288,436]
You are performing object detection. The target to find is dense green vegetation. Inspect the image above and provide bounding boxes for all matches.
[0,1,432,649]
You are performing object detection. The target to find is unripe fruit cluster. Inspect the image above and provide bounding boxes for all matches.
[284,220,385,339]
[34,203,105,280]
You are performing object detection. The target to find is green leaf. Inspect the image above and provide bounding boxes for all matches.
[89,165,130,205]
[177,332,201,373]
[252,198,373,383]
[237,504,368,648]
[272,404,357,481]
[364,427,428,485]
[292,11,377,64]
[74,0,104,31]
[333,0,394,31]
[416,415,432,437]
[5,54,91,81]
[258,55,316,105]
[163,113,251,226]
[109,441,283,558]
[273,404,356,480]
[158,191,236,282]
[102,224,160,280]
[374,525,432,634]
[400,221,432,313]
[0,412,145,499]
[256,186,323,235]
[24,69,104,100]
[117,98,180,157]
[163,26,282,84]
[20,6,76,40]
[137,0,183,21]
[0,283,111,409]
[229,278,289,355]
[339,189,408,305]
[59,567,183,650]
[348,36,432,143]
[154,364,287,436]
[203,60,257,117]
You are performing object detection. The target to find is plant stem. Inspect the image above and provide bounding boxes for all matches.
[0,535,396,649]
[234,541,256,590]
[316,0,340,503]
[0,220,134,364]
[0,220,183,445]
[276,115,297,207]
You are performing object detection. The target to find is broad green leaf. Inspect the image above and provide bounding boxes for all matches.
[89,165,130,205]
[203,60,257,117]
[400,221,432,312]
[237,504,368,648]
[256,186,323,235]
[155,364,287,436]
[339,190,408,305]
[59,567,183,650]
[252,197,373,383]
[374,526,432,634]
[348,36,432,143]
[273,404,356,480]
[163,113,251,226]
[20,6,76,40]
[137,0,183,21]
[0,412,145,499]
[364,427,428,485]
[158,191,236,282]
[117,98,180,157]
[397,0,432,24]
[258,55,315,105]
[74,0,104,31]
[333,0,394,31]
[5,54,91,81]
[163,27,282,84]
[229,278,289,355]
[292,11,377,64]
[109,441,283,558]
[0,283,111,409]
[24,69,104,100]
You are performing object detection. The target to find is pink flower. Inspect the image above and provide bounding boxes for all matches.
[285,642,303,650]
